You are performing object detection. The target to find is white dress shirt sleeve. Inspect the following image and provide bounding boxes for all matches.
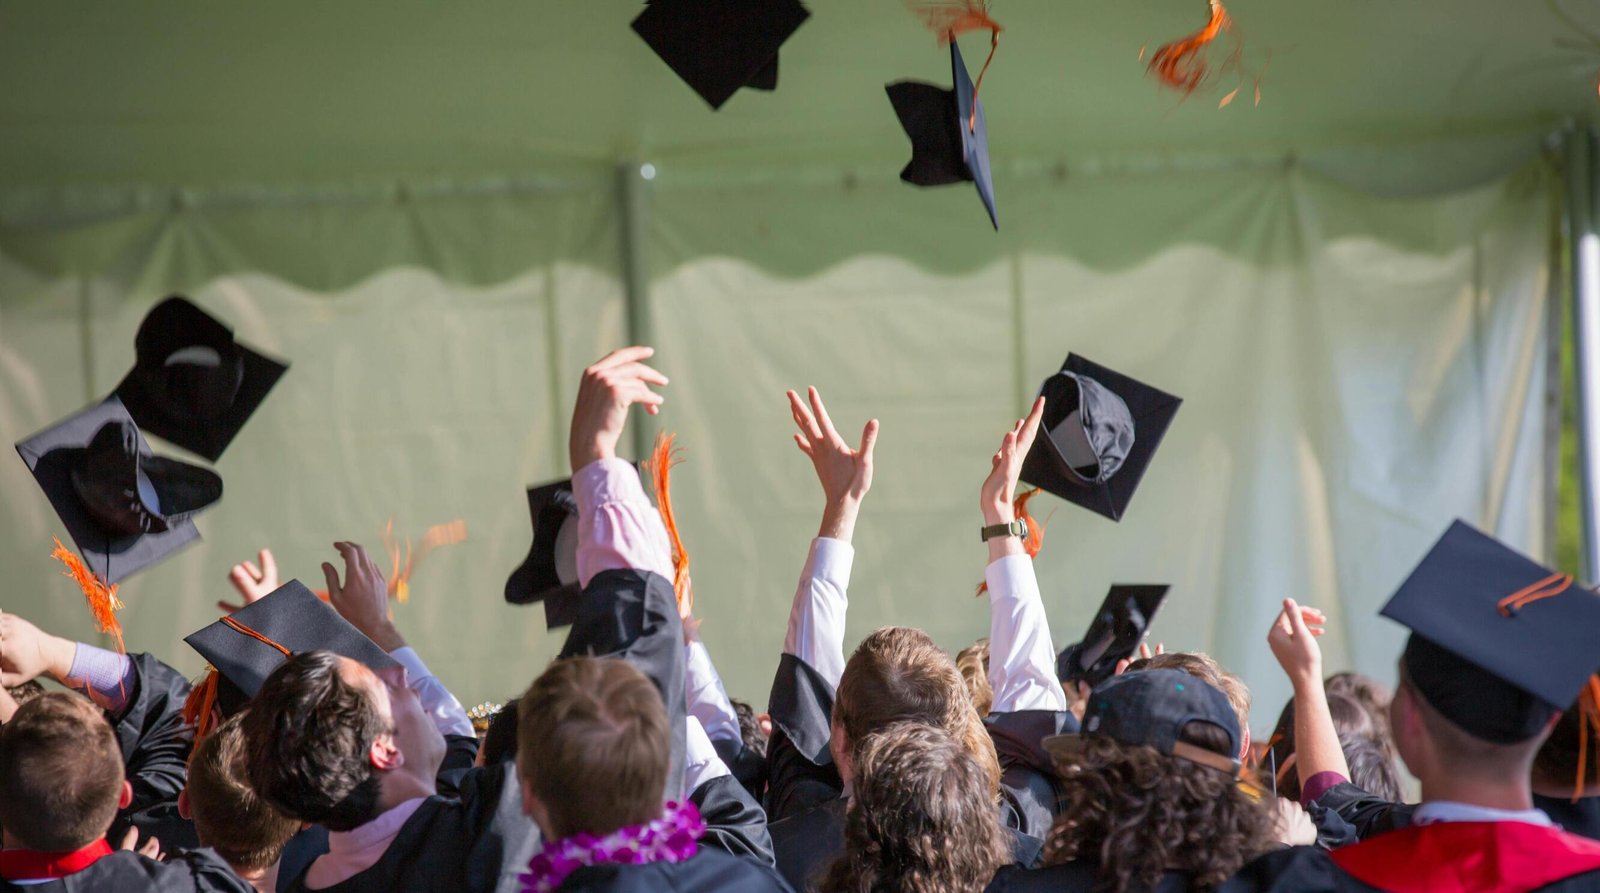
[684,714,732,794]
[390,645,474,738]
[984,554,1069,713]
[685,640,742,744]
[782,536,854,690]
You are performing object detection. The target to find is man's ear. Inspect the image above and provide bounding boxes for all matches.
[177,789,191,821]
[521,777,553,838]
[118,780,134,810]
[829,720,853,785]
[368,734,404,772]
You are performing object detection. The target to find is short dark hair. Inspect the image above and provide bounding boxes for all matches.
[188,712,300,871]
[5,680,46,706]
[0,693,125,851]
[240,651,389,832]
[732,698,767,760]
[518,657,669,839]
[480,699,520,766]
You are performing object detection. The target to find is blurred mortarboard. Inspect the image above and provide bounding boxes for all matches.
[505,478,584,629]
[885,40,997,229]
[114,296,289,462]
[1383,520,1600,743]
[632,0,810,110]
[185,580,400,716]
[1056,584,1169,688]
[1021,354,1181,522]
[15,397,219,583]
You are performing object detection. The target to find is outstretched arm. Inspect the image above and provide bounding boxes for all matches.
[979,397,1067,714]
[1267,598,1349,800]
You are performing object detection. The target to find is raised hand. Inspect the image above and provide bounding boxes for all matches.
[788,387,879,542]
[570,346,670,471]
[1113,640,1166,677]
[218,548,279,614]
[1267,598,1327,688]
[980,396,1045,524]
[322,542,405,651]
[120,827,163,861]
[0,613,74,688]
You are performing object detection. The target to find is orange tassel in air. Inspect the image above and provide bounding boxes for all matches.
[647,432,693,616]
[976,488,1048,596]
[906,1,1003,131]
[182,668,221,741]
[49,537,126,655]
[382,518,468,604]
[1146,0,1231,95]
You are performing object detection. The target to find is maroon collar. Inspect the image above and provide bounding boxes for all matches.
[0,839,114,881]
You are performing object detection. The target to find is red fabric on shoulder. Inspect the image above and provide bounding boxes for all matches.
[1330,821,1600,893]
[0,839,114,881]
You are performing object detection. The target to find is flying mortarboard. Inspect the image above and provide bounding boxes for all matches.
[886,40,998,229]
[185,579,400,719]
[631,0,810,110]
[1056,584,1169,688]
[505,477,585,629]
[1020,354,1182,522]
[1382,520,1600,743]
[16,397,219,583]
[114,296,289,462]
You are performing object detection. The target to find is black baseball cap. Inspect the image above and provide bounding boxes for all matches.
[113,296,289,462]
[1045,668,1242,776]
[885,39,998,229]
[1056,584,1169,688]
[1020,353,1182,522]
[631,0,810,110]
[1382,520,1600,743]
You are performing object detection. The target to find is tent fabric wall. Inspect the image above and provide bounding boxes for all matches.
[0,156,1558,733]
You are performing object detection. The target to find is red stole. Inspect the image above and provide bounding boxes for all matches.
[1331,821,1600,893]
[0,839,114,881]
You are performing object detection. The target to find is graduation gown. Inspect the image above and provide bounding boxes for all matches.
[555,847,792,892]
[0,849,252,893]
[108,654,198,845]
[692,774,777,866]
[986,847,1310,893]
[770,796,1044,893]
[985,709,1077,839]
[1314,781,1600,844]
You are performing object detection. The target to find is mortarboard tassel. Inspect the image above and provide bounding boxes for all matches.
[1576,675,1600,802]
[49,536,126,655]
[647,432,693,617]
[1145,0,1230,95]
[975,487,1048,596]
[182,668,221,741]
[906,0,1003,131]
[382,518,469,604]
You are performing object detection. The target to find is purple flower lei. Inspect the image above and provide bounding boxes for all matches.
[517,800,705,893]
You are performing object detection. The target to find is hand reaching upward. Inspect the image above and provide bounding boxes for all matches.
[788,387,878,542]
[570,346,669,472]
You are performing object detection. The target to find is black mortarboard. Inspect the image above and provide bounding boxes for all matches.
[1020,354,1182,522]
[1382,520,1600,743]
[885,40,998,229]
[505,478,584,629]
[185,579,400,715]
[16,397,219,583]
[632,0,810,110]
[1056,584,1169,688]
[113,296,289,462]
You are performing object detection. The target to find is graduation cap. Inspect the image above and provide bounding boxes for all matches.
[184,579,400,725]
[114,296,289,462]
[16,397,219,583]
[886,40,998,229]
[631,0,810,110]
[1056,584,1169,688]
[1020,354,1182,522]
[505,478,585,629]
[1383,520,1600,744]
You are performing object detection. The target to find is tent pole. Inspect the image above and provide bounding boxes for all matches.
[617,161,654,460]
[1568,128,1600,580]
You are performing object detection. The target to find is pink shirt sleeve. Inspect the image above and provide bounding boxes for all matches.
[571,457,674,584]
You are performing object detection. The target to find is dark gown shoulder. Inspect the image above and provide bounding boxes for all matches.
[763,653,843,823]
[1537,794,1600,842]
[986,709,1076,839]
[0,849,252,893]
[557,848,794,892]
[986,847,1330,893]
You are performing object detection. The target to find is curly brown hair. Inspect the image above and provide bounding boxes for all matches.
[1043,721,1276,893]
[816,722,1010,893]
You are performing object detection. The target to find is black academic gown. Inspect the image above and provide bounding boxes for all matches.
[556,847,793,892]
[1314,781,1600,844]
[985,709,1077,839]
[108,654,197,846]
[0,849,252,893]
[986,847,1310,893]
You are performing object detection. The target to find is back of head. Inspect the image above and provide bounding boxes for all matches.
[732,698,767,759]
[1046,719,1273,893]
[518,657,669,839]
[188,712,300,871]
[1396,658,1550,782]
[1338,731,1404,802]
[0,693,124,851]
[956,639,993,717]
[818,722,1009,893]
[480,699,520,766]
[1325,672,1395,756]
[1130,651,1251,732]
[240,650,388,832]
[837,627,1000,794]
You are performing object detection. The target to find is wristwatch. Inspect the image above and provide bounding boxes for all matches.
[980,518,1030,542]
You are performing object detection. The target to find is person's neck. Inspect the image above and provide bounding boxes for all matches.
[1421,771,1536,812]
[374,771,435,815]
[233,861,279,893]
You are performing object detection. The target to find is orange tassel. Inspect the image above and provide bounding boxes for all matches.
[1147,0,1231,94]
[182,668,221,741]
[1575,675,1600,802]
[906,1,1003,131]
[49,537,126,654]
[976,488,1049,596]
[382,518,468,604]
[647,432,693,616]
